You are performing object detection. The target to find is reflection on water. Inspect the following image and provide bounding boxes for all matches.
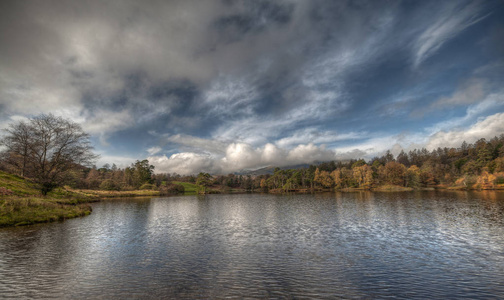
[1,191,504,298]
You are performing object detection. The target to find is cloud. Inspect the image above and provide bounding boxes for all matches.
[286,143,335,164]
[94,153,137,169]
[148,152,219,175]
[335,149,369,161]
[1,0,369,141]
[412,78,488,118]
[148,141,338,175]
[166,134,227,154]
[332,132,431,159]
[0,1,426,134]
[413,1,488,68]
[202,75,260,119]
[0,115,29,130]
[83,109,133,134]
[432,78,486,108]
[425,91,504,134]
[146,146,162,155]
[82,109,134,146]
[275,128,364,148]
[1,0,296,131]
[146,89,504,175]
[427,112,504,149]
[1,0,502,175]
[149,134,443,175]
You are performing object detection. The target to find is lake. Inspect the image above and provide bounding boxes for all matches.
[1,191,504,299]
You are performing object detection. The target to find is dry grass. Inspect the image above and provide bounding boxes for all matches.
[69,188,160,198]
[372,184,414,192]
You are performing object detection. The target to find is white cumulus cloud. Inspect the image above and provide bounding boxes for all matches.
[148,142,339,175]
[427,112,504,149]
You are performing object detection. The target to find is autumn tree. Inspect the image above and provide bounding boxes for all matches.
[494,157,504,173]
[314,168,332,188]
[405,165,421,188]
[352,165,373,188]
[476,168,496,189]
[419,168,436,186]
[380,161,406,186]
[363,168,374,189]
[331,169,343,189]
[86,167,101,188]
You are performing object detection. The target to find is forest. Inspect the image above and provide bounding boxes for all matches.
[170,135,504,192]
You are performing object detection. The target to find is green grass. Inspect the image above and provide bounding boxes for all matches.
[0,171,40,196]
[172,181,199,193]
[0,197,91,227]
[0,171,95,227]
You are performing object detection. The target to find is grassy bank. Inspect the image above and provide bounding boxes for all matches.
[68,188,160,198]
[1,170,191,227]
[268,185,416,193]
[172,181,199,193]
[0,171,95,227]
[172,181,250,194]
[0,197,92,227]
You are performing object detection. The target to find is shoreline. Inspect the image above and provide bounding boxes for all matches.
[2,184,504,228]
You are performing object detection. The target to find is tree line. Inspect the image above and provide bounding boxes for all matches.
[179,135,504,192]
[253,135,504,191]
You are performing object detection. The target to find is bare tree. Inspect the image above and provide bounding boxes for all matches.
[1,114,98,195]
[0,120,32,176]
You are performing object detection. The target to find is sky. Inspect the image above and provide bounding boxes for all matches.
[1,0,504,175]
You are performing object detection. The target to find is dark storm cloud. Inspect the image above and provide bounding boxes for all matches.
[1,0,503,173]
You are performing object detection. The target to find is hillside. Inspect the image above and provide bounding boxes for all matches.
[237,164,313,176]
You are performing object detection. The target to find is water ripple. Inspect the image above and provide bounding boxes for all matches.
[1,191,504,298]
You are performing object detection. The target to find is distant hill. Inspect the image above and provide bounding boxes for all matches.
[232,159,357,176]
[235,164,313,176]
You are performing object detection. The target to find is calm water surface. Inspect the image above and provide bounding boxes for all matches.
[1,191,504,299]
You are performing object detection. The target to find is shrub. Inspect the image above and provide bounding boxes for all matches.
[99,179,119,191]
[494,174,504,185]
[139,183,156,190]
[159,184,184,194]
